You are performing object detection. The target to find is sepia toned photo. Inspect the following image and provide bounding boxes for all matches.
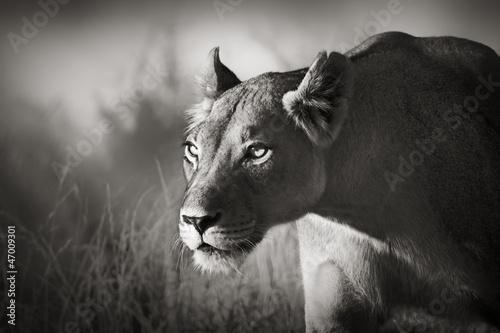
[1,1,500,332]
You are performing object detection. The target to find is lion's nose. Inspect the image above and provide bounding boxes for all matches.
[182,212,221,235]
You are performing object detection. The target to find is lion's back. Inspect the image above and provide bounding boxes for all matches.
[348,32,500,132]
[343,32,500,283]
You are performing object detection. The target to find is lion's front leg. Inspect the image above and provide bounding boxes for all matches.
[302,259,377,333]
[297,215,378,333]
[302,259,343,332]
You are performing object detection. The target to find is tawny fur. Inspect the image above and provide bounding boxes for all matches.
[179,32,500,332]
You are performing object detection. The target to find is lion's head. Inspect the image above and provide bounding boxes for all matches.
[179,47,353,274]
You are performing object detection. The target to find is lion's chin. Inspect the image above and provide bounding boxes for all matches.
[192,248,247,275]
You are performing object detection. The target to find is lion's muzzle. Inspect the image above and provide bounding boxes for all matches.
[179,207,256,252]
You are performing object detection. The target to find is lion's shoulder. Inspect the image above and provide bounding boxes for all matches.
[345,31,415,59]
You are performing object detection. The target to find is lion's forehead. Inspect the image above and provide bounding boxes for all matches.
[206,72,305,130]
[194,71,306,157]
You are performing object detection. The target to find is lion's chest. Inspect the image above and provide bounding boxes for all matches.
[296,213,391,273]
[295,213,472,312]
[295,213,431,306]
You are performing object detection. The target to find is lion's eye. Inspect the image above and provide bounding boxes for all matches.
[247,145,269,159]
[184,142,199,162]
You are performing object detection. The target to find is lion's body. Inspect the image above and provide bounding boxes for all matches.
[180,32,500,331]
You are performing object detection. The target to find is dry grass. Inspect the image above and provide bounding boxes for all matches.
[1,159,305,333]
[3,129,500,333]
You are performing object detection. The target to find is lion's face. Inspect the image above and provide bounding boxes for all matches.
[180,48,352,273]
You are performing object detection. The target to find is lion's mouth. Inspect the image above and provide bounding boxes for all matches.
[196,240,254,255]
[197,243,219,253]
[191,233,264,274]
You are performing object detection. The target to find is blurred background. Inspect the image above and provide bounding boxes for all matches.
[0,0,499,332]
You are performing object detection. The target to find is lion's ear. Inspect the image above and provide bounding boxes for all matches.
[186,48,241,133]
[198,47,241,101]
[282,51,353,147]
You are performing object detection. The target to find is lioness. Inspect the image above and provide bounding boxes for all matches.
[179,32,500,332]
